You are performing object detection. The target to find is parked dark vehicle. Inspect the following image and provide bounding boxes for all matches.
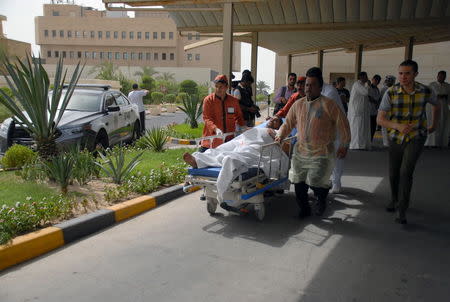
[0,85,141,154]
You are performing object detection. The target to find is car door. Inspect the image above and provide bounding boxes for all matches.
[113,92,133,141]
[103,93,121,145]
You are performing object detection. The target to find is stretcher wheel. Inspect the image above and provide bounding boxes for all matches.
[254,203,265,221]
[206,197,218,215]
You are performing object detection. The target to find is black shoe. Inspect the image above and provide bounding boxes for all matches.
[314,200,327,216]
[395,211,407,224]
[298,205,311,219]
[385,202,396,212]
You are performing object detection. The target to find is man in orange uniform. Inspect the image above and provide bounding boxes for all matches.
[200,74,246,152]
[274,76,306,119]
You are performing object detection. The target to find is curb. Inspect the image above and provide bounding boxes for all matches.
[0,184,199,271]
[168,137,198,145]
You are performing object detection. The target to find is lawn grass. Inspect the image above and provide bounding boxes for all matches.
[169,123,204,139]
[0,171,60,207]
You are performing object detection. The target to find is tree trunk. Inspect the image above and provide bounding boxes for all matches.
[36,137,58,160]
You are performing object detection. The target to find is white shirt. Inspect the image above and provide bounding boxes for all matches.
[128,90,148,112]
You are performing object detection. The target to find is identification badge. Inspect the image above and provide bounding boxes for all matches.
[227,107,235,114]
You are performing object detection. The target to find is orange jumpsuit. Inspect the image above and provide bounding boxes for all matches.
[201,93,245,149]
[275,91,304,118]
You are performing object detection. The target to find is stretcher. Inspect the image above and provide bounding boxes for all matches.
[183,125,295,221]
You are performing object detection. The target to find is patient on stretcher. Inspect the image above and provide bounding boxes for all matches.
[183,119,289,200]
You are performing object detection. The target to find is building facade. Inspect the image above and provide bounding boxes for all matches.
[35,4,240,77]
[0,15,32,71]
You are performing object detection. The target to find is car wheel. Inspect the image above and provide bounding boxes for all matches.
[93,131,109,154]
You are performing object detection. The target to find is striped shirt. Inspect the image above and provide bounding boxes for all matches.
[379,82,437,144]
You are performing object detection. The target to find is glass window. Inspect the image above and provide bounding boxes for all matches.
[108,52,112,60]
[115,52,120,60]
[57,91,102,112]
[154,53,158,60]
[52,11,59,16]
[123,52,128,60]
[170,53,174,60]
[106,31,110,39]
[114,31,118,39]
[52,30,56,37]
[153,32,157,39]
[69,51,74,59]
[188,33,192,40]
[114,93,127,106]
[44,30,48,37]
[47,50,51,58]
[84,51,90,58]
[162,53,166,60]
[137,32,141,40]
[55,51,59,57]
[62,51,66,58]
[195,33,200,40]
[90,31,95,38]
[161,32,166,39]
[104,93,116,108]
[195,54,200,61]
[138,53,143,60]
[129,32,134,39]
[83,31,87,38]
[99,52,103,59]
[76,31,81,38]
[92,52,97,59]
[122,31,126,39]
[187,53,192,61]
[67,30,72,38]
[59,30,64,38]
[131,52,136,60]
[77,51,82,58]
[146,53,151,60]
[98,31,102,39]
[169,32,173,40]
[145,32,150,40]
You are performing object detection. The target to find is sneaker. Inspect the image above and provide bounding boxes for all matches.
[314,200,327,216]
[395,211,407,224]
[330,184,342,194]
[298,204,311,219]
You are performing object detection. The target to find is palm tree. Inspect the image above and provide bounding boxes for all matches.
[156,72,175,82]
[89,61,120,80]
[0,56,83,159]
[256,80,270,95]
[134,66,158,78]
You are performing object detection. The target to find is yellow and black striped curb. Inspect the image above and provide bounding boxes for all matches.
[0,184,201,271]
[168,137,198,145]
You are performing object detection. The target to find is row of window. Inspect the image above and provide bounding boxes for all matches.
[43,30,178,40]
[46,50,178,61]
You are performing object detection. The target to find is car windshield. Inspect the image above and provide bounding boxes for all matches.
[52,90,102,112]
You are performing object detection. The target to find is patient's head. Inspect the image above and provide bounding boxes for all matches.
[267,117,283,130]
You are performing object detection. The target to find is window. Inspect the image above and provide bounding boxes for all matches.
[90,31,95,38]
[77,51,82,58]
[47,50,51,58]
[114,31,118,39]
[137,32,141,40]
[108,52,112,60]
[115,52,120,60]
[122,31,126,39]
[99,52,103,59]
[98,31,102,39]
[92,52,97,59]
[69,51,74,59]
[154,53,158,60]
[161,32,166,39]
[153,32,157,39]
[146,53,151,60]
[123,52,128,60]
[52,30,56,37]
[54,51,59,57]
[170,53,174,60]
[162,53,166,60]
[195,33,200,40]
[145,32,150,40]
[83,31,87,38]
[76,31,81,38]
[84,51,90,58]
[59,30,64,38]
[67,30,72,38]
[114,94,127,106]
[62,51,66,58]
[129,32,134,39]
[52,11,59,16]
[188,33,192,40]
[131,52,136,60]
[106,31,110,39]
[138,53,143,60]
[44,30,48,37]
[104,94,116,108]
[195,54,200,61]
[187,53,192,61]
[169,32,174,40]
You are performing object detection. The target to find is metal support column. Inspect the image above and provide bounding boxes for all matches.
[317,49,324,70]
[287,54,292,75]
[404,37,414,60]
[222,2,233,87]
[354,44,363,81]
[251,32,258,98]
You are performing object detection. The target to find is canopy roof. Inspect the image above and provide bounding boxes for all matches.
[104,0,450,54]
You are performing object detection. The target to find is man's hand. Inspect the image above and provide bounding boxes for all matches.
[336,146,348,159]
[274,135,283,144]
[397,123,414,134]
[215,128,223,136]
[280,97,287,104]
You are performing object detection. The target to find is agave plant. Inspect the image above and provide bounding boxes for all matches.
[95,147,143,184]
[0,55,83,159]
[44,152,75,194]
[177,94,203,128]
[136,127,168,152]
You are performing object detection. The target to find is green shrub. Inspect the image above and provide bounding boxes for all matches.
[150,91,164,105]
[44,153,75,194]
[1,144,37,169]
[0,196,74,244]
[135,127,168,152]
[141,75,156,104]
[177,94,203,128]
[179,80,198,95]
[69,146,99,185]
[95,146,143,184]
[17,157,47,182]
[164,93,176,104]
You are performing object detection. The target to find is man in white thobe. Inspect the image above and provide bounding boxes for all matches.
[426,70,450,147]
[348,72,372,150]
[380,75,396,146]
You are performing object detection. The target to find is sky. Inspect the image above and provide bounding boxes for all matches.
[0,0,276,91]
